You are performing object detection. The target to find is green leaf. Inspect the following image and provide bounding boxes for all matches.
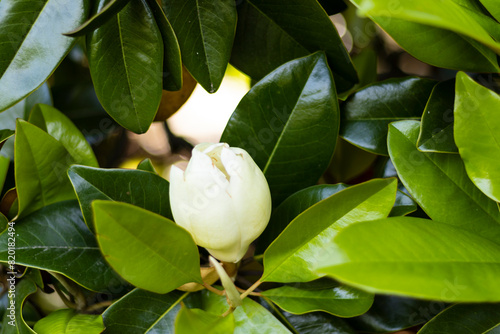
[93,200,202,293]
[175,307,235,334]
[417,80,458,153]
[338,48,378,100]
[200,290,292,334]
[28,104,98,167]
[0,212,7,232]
[0,130,14,149]
[0,201,121,292]
[103,288,187,334]
[280,311,356,334]
[418,304,500,334]
[231,0,358,92]
[318,216,500,302]
[0,155,9,193]
[262,283,373,317]
[454,72,500,202]
[352,0,500,71]
[479,0,500,21]
[64,0,132,37]
[387,120,500,243]
[389,190,417,217]
[162,0,236,93]
[262,178,397,283]
[348,295,446,333]
[221,52,339,205]
[87,0,163,133]
[137,158,157,173]
[329,138,378,182]
[68,165,172,232]
[33,309,103,334]
[340,77,436,155]
[0,1,90,110]
[257,184,350,254]
[144,0,182,91]
[15,120,76,218]
[1,279,37,334]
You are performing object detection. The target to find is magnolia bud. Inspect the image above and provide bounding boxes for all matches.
[169,143,272,263]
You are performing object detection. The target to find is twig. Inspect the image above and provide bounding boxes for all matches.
[203,282,225,296]
[240,279,262,300]
[84,300,113,313]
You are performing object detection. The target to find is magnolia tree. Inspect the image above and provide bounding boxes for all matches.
[1,0,500,333]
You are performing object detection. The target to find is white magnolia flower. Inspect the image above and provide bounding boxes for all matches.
[169,143,272,263]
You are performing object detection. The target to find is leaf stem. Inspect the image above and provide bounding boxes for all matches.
[240,279,262,300]
[203,282,225,296]
[84,300,114,313]
[235,286,261,296]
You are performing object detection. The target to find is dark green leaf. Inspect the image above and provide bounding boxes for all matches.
[103,288,187,334]
[33,309,104,334]
[144,0,182,91]
[257,184,349,254]
[28,104,98,167]
[87,0,163,133]
[175,307,235,334]
[454,72,500,202]
[232,0,357,92]
[0,1,90,110]
[479,0,500,21]
[419,304,500,334]
[200,290,292,333]
[318,216,500,302]
[163,0,236,93]
[1,279,37,334]
[221,52,339,205]
[389,190,417,217]
[339,48,378,100]
[262,178,397,283]
[0,130,14,150]
[15,120,76,218]
[136,158,157,173]
[340,77,436,155]
[0,201,122,292]
[0,155,9,193]
[0,213,7,232]
[282,311,356,334]
[64,0,132,37]
[348,295,446,333]
[417,80,458,153]
[262,283,373,317]
[93,201,202,293]
[329,138,378,182]
[387,120,500,243]
[68,165,172,232]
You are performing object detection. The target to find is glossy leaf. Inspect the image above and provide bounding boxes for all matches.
[318,216,500,302]
[15,120,76,218]
[34,309,104,334]
[0,0,90,110]
[231,0,357,92]
[1,279,37,334]
[65,0,132,37]
[348,295,446,333]
[0,130,14,149]
[281,311,356,334]
[93,200,202,293]
[418,304,500,334]
[417,80,458,153]
[201,290,292,334]
[0,201,122,292]
[351,0,500,72]
[454,72,500,202]
[28,104,98,167]
[262,284,373,317]
[339,48,377,100]
[262,178,397,283]
[144,0,182,91]
[137,158,157,173]
[87,0,163,133]
[389,190,417,217]
[257,184,349,254]
[175,307,235,334]
[357,0,500,53]
[163,0,236,93]
[68,165,172,232]
[340,77,436,155]
[222,52,339,205]
[388,120,500,243]
[103,288,187,334]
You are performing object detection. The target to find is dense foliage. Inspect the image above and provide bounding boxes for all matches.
[1,0,500,333]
